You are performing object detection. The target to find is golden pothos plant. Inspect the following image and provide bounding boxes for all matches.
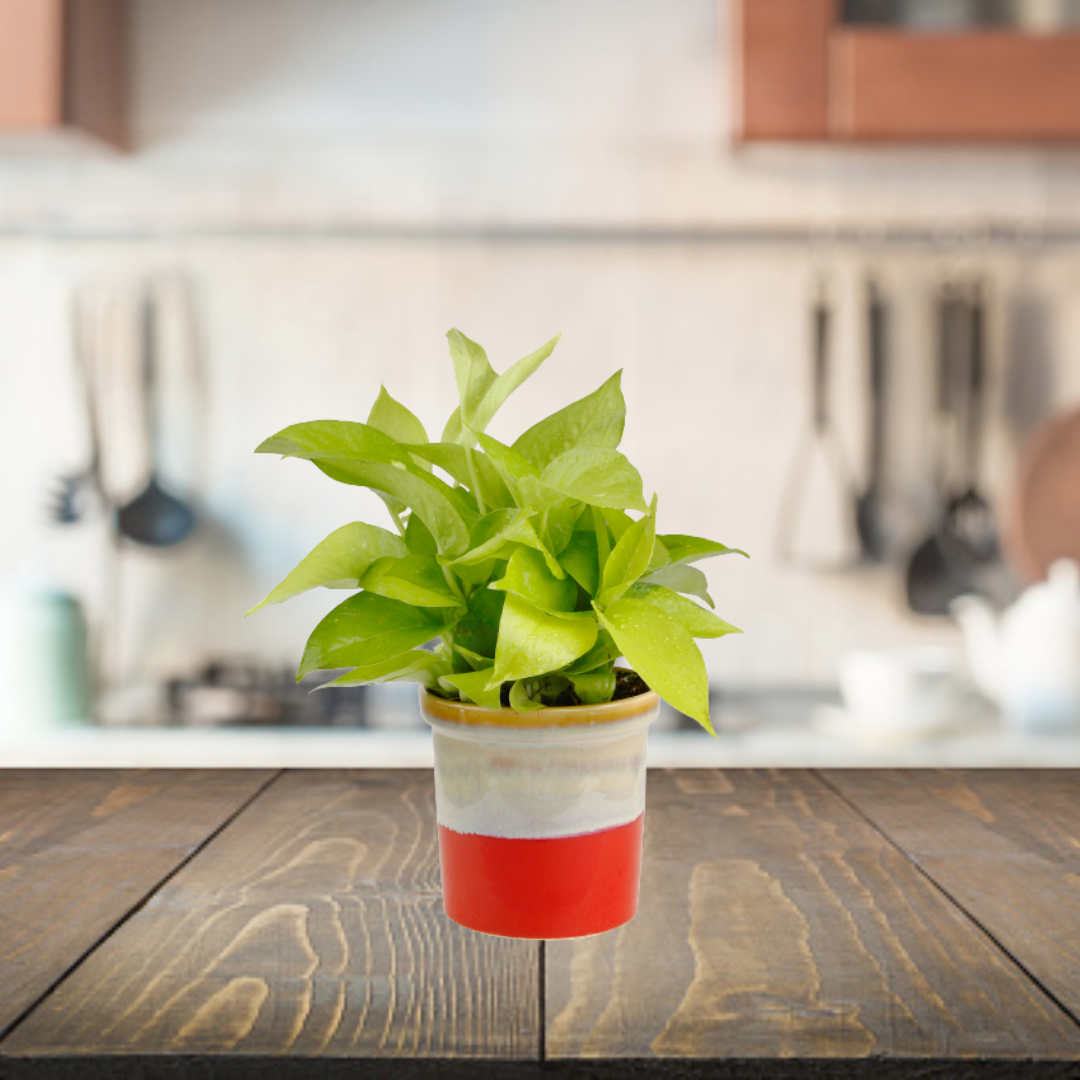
[249,330,745,733]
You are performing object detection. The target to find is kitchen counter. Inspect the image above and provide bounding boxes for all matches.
[1,768,1079,1076]
[6,723,1080,768]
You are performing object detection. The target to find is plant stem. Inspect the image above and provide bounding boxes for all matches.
[389,507,407,538]
[592,504,610,575]
[442,564,467,604]
[465,447,486,517]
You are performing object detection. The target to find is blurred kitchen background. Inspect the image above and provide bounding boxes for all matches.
[4,0,1080,766]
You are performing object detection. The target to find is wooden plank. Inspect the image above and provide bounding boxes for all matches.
[546,769,1080,1062]
[831,30,1080,142]
[824,769,1080,1022]
[733,0,834,141]
[0,769,274,1038]
[2,770,538,1063]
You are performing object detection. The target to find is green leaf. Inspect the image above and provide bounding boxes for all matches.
[647,536,671,573]
[254,419,397,464]
[447,508,564,579]
[453,644,492,671]
[453,556,501,587]
[596,598,713,734]
[298,593,457,680]
[592,505,612,579]
[642,563,715,608]
[509,678,544,712]
[562,630,620,673]
[565,670,616,705]
[367,387,430,470]
[360,554,463,608]
[315,649,447,690]
[558,530,599,596]
[597,496,657,608]
[247,522,407,614]
[445,329,561,445]
[401,442,513,509]
[512,370,626,470]
[476,434,563,510]
[451,585,505,661]
[468,332,562,436]
[623,583,741,639]
[255,421,471,553]
[442,484,481,528]
[490,594,598,687]
[314,460,471,557]
[658,534,749,565]
[441,406,466,446]
[601,508,635,542]
[440,668,504,709]
[490,546,577,613]
[449,508,528,566]
[540,447,648,512]
[445,330,497,439]
[404,513,438,557]
[542,499,584,555]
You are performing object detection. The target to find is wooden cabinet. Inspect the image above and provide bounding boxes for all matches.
[734,0,833,140]
[735,0,1080,143]
[0,0,126,147]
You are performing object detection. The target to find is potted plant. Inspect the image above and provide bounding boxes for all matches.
[249,329,745,938]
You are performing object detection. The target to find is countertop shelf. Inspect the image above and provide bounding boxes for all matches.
[2,768,1080,1075]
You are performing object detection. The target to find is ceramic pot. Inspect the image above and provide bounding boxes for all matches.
[419,686,660,939]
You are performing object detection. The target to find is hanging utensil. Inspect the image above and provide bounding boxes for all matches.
[776,278,855,566]
[115,285,196,548]
[906,283,965,614]
[50,292,103,525]
[854,276,888,561]
[940,278,997,568]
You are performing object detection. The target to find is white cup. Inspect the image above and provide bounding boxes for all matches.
[838,648,962,737]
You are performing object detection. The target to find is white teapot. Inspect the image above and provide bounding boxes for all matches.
[952,560,1080,734]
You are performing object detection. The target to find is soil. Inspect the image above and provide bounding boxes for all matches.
[529,668,651,708]
[443,669,652,709]
[612,668,651,701]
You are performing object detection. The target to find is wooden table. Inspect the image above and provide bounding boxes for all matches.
[2,769,1080,1077]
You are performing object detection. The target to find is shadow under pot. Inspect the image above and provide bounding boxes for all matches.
[419,686,660,939]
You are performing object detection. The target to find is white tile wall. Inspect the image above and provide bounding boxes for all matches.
[2,1,1080,691]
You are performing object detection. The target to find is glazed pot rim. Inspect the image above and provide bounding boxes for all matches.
[418,683,660,732]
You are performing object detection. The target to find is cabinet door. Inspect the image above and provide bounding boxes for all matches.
[734,0,836,141]
[0,0,64,129]
[831,30,1080,141]
[0,0,125,146]
[735,0,1080,143]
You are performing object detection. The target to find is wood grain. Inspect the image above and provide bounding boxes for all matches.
[2,770,537,1062]
[0,769,273,1038]
[733,0,834,141]
[546,769,1080,1062]
[831,31,1080,142]
[824,769,1080,1022]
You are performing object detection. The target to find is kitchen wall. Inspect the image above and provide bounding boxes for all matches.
[3,0,1080,693]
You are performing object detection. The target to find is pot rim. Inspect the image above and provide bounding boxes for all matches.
[418,683,660,730]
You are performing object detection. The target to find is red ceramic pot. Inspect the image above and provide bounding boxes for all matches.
[419,687,660,939]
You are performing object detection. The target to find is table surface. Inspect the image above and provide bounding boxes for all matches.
[2,769,1080,1078]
